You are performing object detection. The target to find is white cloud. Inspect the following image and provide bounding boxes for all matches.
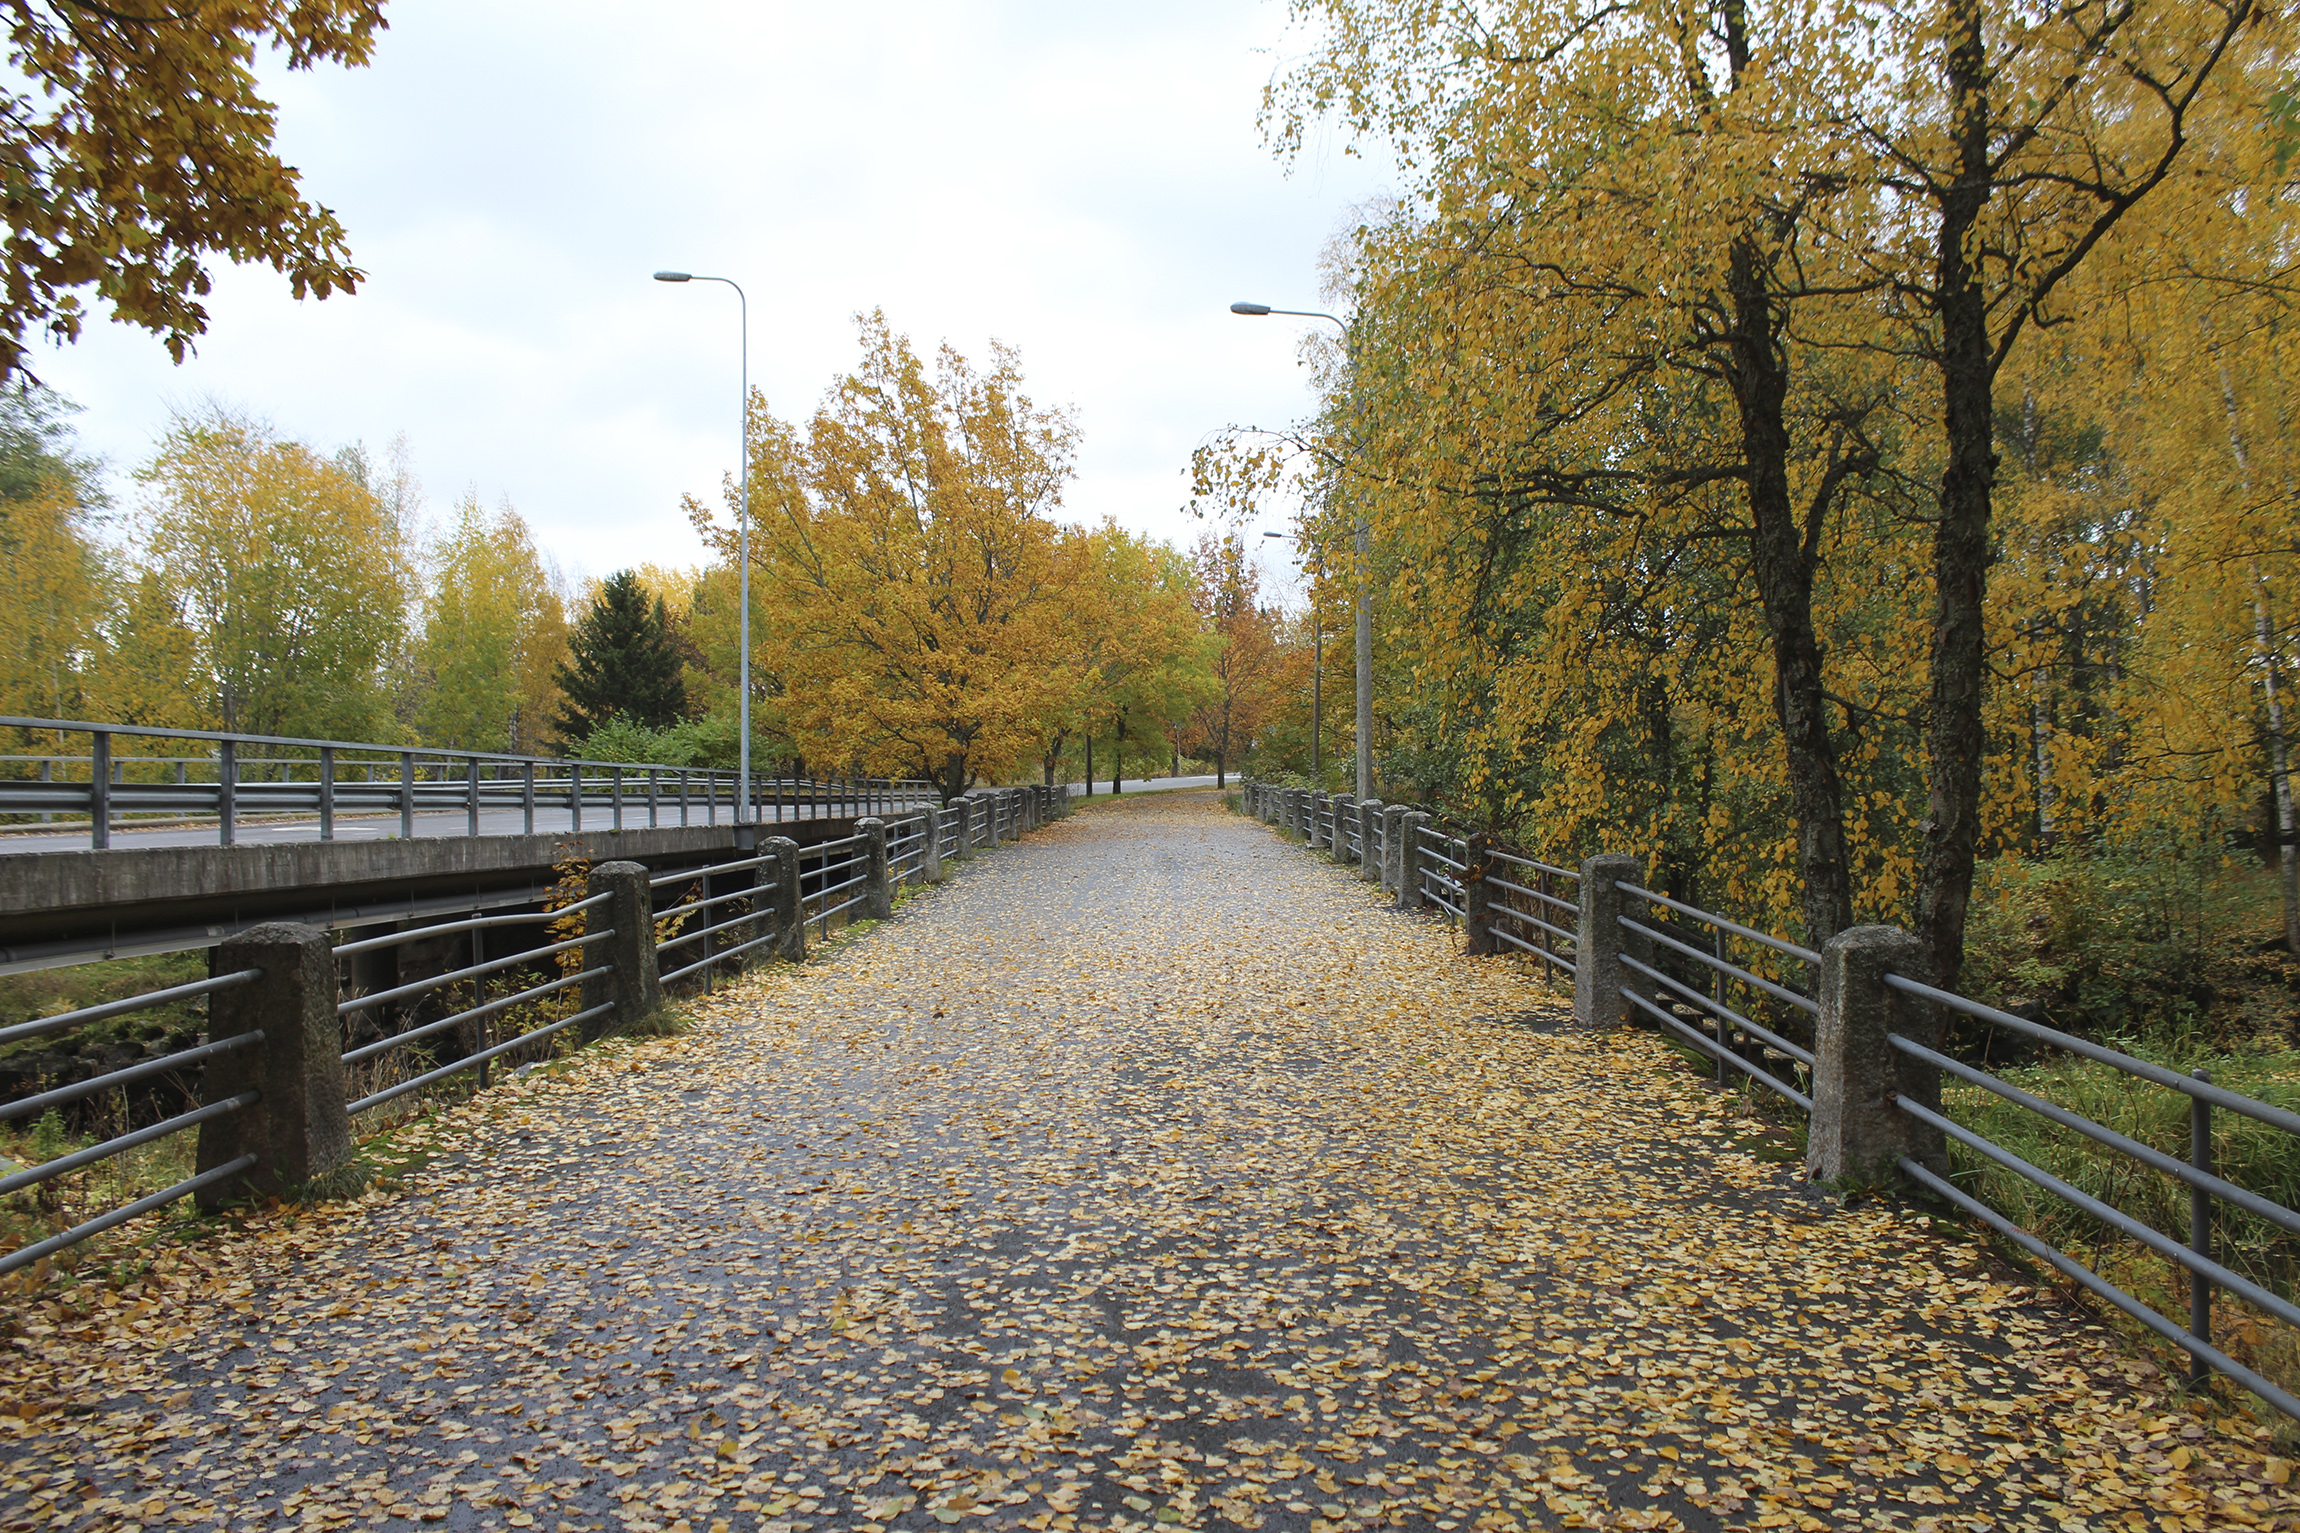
[34,0,1387,587]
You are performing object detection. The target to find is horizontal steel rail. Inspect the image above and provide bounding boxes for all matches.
[1,1030,264,1123]
[0,1154,259,1278]
[1889,1033,2300,1239]
[1487,874,1577,915]
[1895,1157,2300,1421]
[1623,985,1812,1110]
[1487,902,1576,947]
[0,968,263,1049]
[661,929,780,985]
[654,884,764,919]
[654,906,768,958]
[1615,880,1821,966]
[1622,952,1813,1067]
[1882,972,2300,1137]
[331,895,613,957]
[1891,1093,2300,1334]
[1493,925,1576,974]
[338,930,612,1015]
[341,967,607,1066]
[347,1003,609,1116]
[1620,915,1818,1017]
[0,1092,259,1198]
[1491,848,1578,880]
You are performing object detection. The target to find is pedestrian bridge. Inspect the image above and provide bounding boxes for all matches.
[1,791,2287,1531]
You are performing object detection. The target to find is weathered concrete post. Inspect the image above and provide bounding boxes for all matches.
[1809,925,1941,1183]
[920,803,944,882]
[1307,791,1329,850]
[765,835,806,960]
[1357,800,1384,882]
[1462,833,1498,954]
[1398,811,1434,909]
[1572,854,1646,1030]
[1332,794,1357,863]
[1290,789,1309,839]
[195,923,353,1207]
[582,860,662,1041]
[1380,805,1408,893]
[859,817,893,919]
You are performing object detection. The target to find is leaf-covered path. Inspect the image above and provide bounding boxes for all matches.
[3,791,2294,1531]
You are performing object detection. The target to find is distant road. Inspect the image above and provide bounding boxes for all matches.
[0,776,1228,854]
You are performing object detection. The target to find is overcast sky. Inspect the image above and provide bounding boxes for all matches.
[33,0,1387,589]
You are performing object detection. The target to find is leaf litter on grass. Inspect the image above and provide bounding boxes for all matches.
[1,789,2296,1532]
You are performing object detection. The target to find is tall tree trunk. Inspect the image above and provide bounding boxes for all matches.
[1726,237,1856,947]
[1917,0,1997,993]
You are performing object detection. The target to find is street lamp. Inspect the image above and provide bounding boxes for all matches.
[1264,530,1323,779]
[654,270,753,828]
[1233,299,1373,800]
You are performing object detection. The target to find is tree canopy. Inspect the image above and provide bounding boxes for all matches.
[553,570,689,745]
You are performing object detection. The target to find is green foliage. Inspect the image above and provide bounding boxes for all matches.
[0,384,102,507]
[575,713,738,769]
[554,570,688,744]
[1960,852,2300,1052]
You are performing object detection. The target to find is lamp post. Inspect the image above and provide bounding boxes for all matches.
[1232,300,1372,800]
[1264,530,1323,779]
[655,270,752,826]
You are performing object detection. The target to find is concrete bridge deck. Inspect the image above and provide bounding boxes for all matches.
[1,792,2287,1531]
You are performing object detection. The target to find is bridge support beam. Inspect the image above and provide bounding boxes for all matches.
[583,861,662,1040]
[196,922,354,1207]
[1810,925,1944,1184]
[859,818,893,920]
[1572,854,1647,1029]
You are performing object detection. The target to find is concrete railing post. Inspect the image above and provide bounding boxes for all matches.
[764,836,806,961]
[920,803,944,882]
[1332,794,1356,862]
[195,922,353,1207]
[1307,791,1329,850]
[1290,789,1308,839]
[582,860,663,1041]
[1398,811,1434,909]
[1462,833,1498,954]
[1572,854,1646,1030]
[1380,805,1408,893]
[1357,800,1384,882]
[859,817,893,919]
[1809,926,1942,1183]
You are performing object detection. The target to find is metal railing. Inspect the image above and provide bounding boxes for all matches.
[334,899,616,1117]
[1483,850,1578,976]
[0,971,268,1277]
[0,715,939,849]
[651,854,779,989]
[1238,777,2300,1423]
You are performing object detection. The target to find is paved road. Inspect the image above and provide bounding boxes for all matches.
[0,779,1218,855]
[2,792,2282,1531]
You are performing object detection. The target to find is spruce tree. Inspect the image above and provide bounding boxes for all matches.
[552,570,688,744]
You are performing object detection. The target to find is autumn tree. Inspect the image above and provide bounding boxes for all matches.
[0,383,105,726]
[136,404,411,740]
[0,0,382,380]
[1184,530,1279,788]
[417,494,571,753]
[553,570,688,745]
[699,313,1081,801]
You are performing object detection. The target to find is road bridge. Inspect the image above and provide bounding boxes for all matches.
[2,791,2286,1532]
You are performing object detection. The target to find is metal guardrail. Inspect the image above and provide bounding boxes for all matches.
[0,970,268,1277]
[0,715,939,848]
[1237,776,2300,1422]
[1,790,1059,1283]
